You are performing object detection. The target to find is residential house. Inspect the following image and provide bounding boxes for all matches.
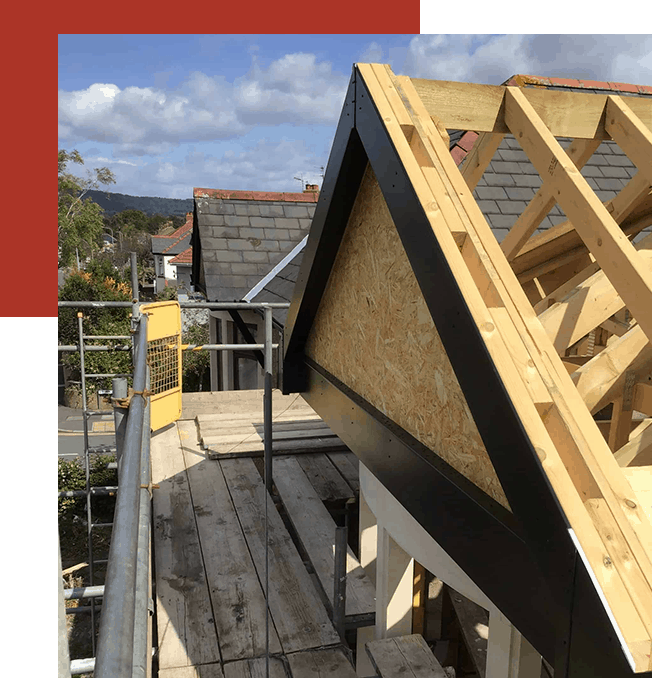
[151,213,194,294]
[191,185,319,390]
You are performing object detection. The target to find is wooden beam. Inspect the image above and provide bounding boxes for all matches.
[501,138,601,261]
[533,232,652,315]
[616,420,652,467]
[538,249,652,354]
[609,377,636,453]
[459,132,504,191]
[359,65,652,664]
[512,173,652,280]
[504,86,652,347]
[606,96,652,185]
[571,325,652,414]
[410,76,652,138]
[633,382,652,417]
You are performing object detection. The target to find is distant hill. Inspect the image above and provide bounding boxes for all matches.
[86,190,193,216]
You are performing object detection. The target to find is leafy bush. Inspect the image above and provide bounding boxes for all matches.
[59,266,133,393]
[183,322,211,392]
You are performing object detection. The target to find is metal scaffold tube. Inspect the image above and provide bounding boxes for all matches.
[94,314,148,678]
[264,306,273,678]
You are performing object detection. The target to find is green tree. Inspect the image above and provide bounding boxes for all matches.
[58,264,133,394]
[182,321,211,392]
[58,149,116,267]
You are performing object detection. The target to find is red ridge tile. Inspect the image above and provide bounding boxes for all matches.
[451,146,467,166]
[194,188,319,202]
[457,131,479,152]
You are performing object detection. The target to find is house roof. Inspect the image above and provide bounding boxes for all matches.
[152,213,193,255]
[281,64,652,673]
[245,73,652,322]
[169,246,192,265]
[192,187,319,302]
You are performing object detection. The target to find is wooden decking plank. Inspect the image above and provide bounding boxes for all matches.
[159,663,225,678]
[223,657,288,678]
[325,452,360,493]
[273,457,375,617]
[184,390,312,419]
[203,428,336,447]
[177,420,282,662]
[207,437,347,459]
[287,648,357,677]
[197,412,320,428]
[220,457,340,653]
[296,454,356,503]
[366,635,448,678]
[200,420,329,437]
[150,424,221,669]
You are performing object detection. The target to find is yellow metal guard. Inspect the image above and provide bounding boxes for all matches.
[140,301,182,431]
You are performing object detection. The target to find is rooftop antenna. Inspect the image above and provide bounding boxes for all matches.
[293,173,305,191]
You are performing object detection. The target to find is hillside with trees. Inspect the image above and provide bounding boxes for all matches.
[86,189,193,216]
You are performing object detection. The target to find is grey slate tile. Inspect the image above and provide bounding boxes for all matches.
[491,228,510,243]
[490,160,523,175]
[274,217,302,229]
[579,165,603,177]
[548,215,568,226]
[600,166,629,179]
[505,187,536,201]
[487,214,518,229]
[597,142,615,154]
[215,250,244,263]
[595,190,619,202]
[517,162,540,175]
[249,216,275,228]
[606,154,635,167]
[202,236,229,250]
[239,227,265,239]
[264,228,289,240]
[224,215,250,227]
[242,251,270,263]
[227,239,255,251]
[258,204,285,218]
[484,173,516,187]
[497,200,528,214]
[260,240,280,251]
[476,199,499,214]
[475,186,508,200]
[299,218,313,229]
[595,178,627,191]
[584,177,600,190]
[498,149,529,163]
[283,205,310,218]
[200,214,226,227]
[209,202,236,215]
[206,227,240,239]
[513,174,543,188]
[586,154,610,166]
[231,263,260,276]
[268,251,286,265]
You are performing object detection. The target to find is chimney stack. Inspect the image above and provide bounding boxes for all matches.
[304,184,319,193]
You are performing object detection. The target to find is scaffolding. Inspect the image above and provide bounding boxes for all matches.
[58,259,291,677]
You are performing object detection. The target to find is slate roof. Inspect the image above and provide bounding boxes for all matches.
[245,73,652,326]
[152,213,193,255]
[192,188,318,301]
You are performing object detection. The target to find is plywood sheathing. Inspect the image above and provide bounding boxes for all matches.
[305,164,510,509]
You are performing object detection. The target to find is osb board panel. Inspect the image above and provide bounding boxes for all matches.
[305,165,509,509]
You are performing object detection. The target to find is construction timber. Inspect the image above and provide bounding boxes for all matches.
[283,63,652,677]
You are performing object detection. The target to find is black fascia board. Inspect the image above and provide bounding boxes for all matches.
[282,69,367,393]
[302,357,558,662]
[353,66,579,618]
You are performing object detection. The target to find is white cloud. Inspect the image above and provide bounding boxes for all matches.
[58,52,348,155]
[359,41,384,64]
[402,34,652,86]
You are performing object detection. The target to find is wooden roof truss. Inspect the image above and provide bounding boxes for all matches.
[283,64,652,676]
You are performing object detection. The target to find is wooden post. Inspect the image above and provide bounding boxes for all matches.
[356,490,378,677]
[486,610,541,678]
[375,526,414,640]
[412,562,428,636]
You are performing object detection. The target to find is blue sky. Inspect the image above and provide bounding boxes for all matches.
[58,34,652,200]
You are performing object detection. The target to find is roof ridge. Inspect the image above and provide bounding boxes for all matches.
[504,73,652,95]
[194,188,319,203]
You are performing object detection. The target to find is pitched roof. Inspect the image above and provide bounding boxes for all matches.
[152,213,193,255]
[248,74,651,323]
[281,64,652,674]
[192,188,319,302]
[169,246,192,265]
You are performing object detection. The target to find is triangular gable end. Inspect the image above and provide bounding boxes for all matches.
[283,63,652,676]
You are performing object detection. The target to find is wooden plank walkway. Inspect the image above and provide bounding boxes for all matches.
[274,457,375,618]
[151,392,362,676]
[191,389,348,459]
[366,635,448,678]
